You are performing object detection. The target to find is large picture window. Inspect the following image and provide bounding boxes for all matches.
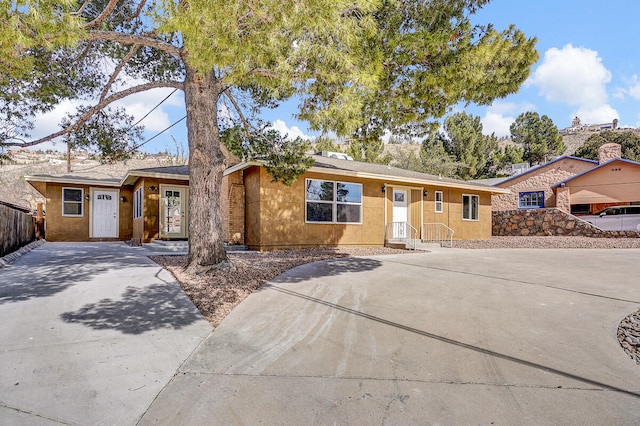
[462,194,479,221]
[435,190,443,213]
[306,179,362,224]
[133,187,143,219]
[519,191,545,209]
[62,187,84,217]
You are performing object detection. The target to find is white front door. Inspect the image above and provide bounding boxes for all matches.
[392,189,409,238]
[160,185,187,238]
[92,189,118,238]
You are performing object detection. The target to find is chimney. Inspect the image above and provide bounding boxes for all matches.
[598,143,622,164]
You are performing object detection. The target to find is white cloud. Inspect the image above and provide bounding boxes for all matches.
[615,74,640,100]
[574,104,619,125]
[270,119,311,140]
[480,101,536,137]
[528,44,618,123]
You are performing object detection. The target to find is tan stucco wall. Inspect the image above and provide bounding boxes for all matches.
[242,167,494,250]
[132,179,159,244]
[43,182,132,242]
[131,177,188,243]
[493,158,596,211]
[221,170,245,244]
[565,160,640,206]
[244,167,261,248]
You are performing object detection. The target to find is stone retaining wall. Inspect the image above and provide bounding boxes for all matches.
[492,208,640,238]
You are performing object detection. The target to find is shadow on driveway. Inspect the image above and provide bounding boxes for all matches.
[268,257,384,283]
[0,243,160,305]
[61,281,203,335]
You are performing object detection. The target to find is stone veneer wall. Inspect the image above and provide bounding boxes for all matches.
[492,208,640,238]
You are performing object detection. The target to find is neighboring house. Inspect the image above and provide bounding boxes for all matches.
[26,154,508,249]
[553,157,640,214]
[492,156,598,212]
[491,143,640,215]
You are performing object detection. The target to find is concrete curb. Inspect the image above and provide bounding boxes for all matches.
[0,239,46,268]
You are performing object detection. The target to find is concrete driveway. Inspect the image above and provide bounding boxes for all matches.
[140,248,640,425]
[0,242,212,425]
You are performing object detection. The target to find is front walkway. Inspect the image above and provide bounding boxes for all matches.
[0,242,212,425]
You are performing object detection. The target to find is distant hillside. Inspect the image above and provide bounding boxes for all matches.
[561,132,592,155]
[0,152,187,211]
[498,130,627,157]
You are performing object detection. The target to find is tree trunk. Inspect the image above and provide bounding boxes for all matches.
[184,66,230,273]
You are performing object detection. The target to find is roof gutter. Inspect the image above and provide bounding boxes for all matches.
[24,175,121,187]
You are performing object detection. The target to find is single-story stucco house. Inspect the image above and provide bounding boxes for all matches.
[491,143,640,215]
[25,153,508,250]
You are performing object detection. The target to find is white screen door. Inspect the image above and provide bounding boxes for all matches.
[160,186,187,238]
[92,189,118,238]
[392,189,409,238]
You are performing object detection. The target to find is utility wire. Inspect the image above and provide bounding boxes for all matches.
[131,115,186,151]
[128,88,178,130]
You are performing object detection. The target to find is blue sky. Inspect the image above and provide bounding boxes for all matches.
[33,0,640,154]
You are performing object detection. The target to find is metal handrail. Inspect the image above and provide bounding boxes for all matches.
[385,221,418,250]
[422,222,454,248]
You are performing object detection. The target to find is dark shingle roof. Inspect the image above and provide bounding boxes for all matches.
[306,155,499,191]
[126,165,189,176]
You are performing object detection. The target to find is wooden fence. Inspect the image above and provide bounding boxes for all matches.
[0,202,37,257]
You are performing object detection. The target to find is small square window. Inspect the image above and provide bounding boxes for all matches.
[62,188,83,217]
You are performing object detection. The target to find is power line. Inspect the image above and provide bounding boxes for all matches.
[132,115,186,151]
[128,88,178,130]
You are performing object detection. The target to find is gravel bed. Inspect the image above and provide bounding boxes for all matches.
[618,310,640,365]
[454,236,640,249]
[150,247,417,327]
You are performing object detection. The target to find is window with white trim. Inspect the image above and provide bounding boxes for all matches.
[133,187,143,219]
[62,187,83,217]
[435,190,443,213]
[518,191,544,209]
[305,179,362,224]
[462,194,479,221]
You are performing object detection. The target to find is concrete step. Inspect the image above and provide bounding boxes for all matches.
[141,241,252,254]
[143,240,188,253]
[417,241,454,249]
[224,244,250,253]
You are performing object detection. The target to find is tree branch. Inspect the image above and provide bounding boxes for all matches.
[222,90,253,141]
[128,0,148,20]
[6,81,185,148]
[100,44,141,102]
[85,0,120,28]
[223,90,276,148]
[74,0,93,17]
[86,30,182,59]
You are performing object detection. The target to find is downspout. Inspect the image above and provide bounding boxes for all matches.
[420,186,424,239]
[383,183,387,244]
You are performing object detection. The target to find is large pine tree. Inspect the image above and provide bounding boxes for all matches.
[1,0,537,270]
